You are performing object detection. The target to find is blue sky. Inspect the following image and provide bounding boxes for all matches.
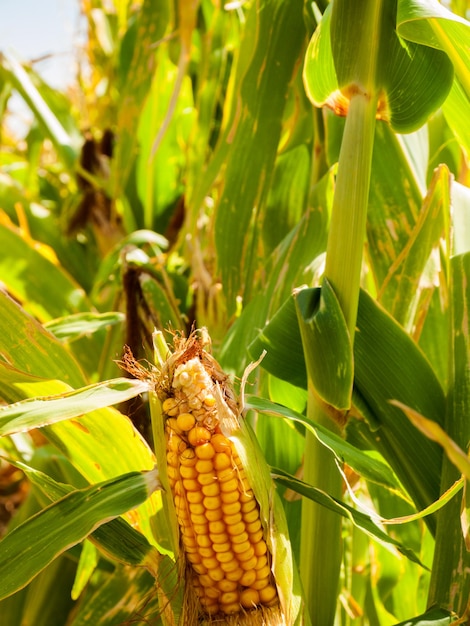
[0,0,82,88]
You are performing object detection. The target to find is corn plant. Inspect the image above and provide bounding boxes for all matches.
[0,0,469,624]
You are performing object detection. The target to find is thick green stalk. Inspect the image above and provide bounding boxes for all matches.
[300,391,343,626]
[324,92,378,337]
[300,1,381,622]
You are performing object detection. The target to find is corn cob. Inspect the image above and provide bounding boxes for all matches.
[152,331,297,625]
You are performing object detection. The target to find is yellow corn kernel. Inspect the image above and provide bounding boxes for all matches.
[256,564,272,580]
[241,555,258,570]
[220,559,240,573]
[176,412,196,431]
[167,433,186,453]
[254,541,268,560]
[254,555,268,570]
[179,465,197,479]
[224,565,243,579]
[182,478,200,492]
[192,562,207,575]
[220,591,238,605]
[240,569,257,587]
[222,501,241,515]
[195,442,215,459]
[230,531,249,545]
[197,472,215,486]
[190,513,207,525]
[189,502,205,515]
[218,579,238,592]
[203,394,216,407]
[211,450,233,472]
[196,535,212,548]
[237,546,255,562]
[239,490,254,503]
[203,495,221,510]
[221,602,240,614]
[252,577,270,591]
[240,588,260,608]
[204,585,220,599]
[210,532,230,545]
[240,497,257,513]
[202,483,220,497]
[199,547,215,558]
[232,540,251,555]
[249,529,264,544]
[197,572,212,587]
[162,397,179,416]
[220,477,238,493]
[207,567,225,582]
[180,448,197,466]
[221,491,239,504]
[187,426,211,446]
[205,508,223,522]
[243,508,260,524]
[245,518,262,533]
[186,490,204,504]
[195,459,213,473]
[193,523,209,535]
[222,510,244,532]
[211,434,232,453]
[208,520,225,534]
[225,519,244,533]
[217,467,235,482]
[215,550,235,564]
[212,541,231,553]
[259,585,278,604]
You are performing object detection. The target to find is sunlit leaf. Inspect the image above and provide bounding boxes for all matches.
[0,378,150,436]
[0,52,78,168]
[0,222,90,322]
[0,469,160,600]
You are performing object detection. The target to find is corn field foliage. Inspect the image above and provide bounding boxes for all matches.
[0,0,469,624]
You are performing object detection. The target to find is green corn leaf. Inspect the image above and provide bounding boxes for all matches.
[213,0,306,312]
[71,540,98,601]
[44,312,125,341]
[0,223,90,322]
[272,467,426,568]
[0,468,160,600]
[0,290,86,395]
[0,52,78,169]
[295,280,353,414]
[67,565,166,626]
[113,0,170,197]
[392,401,470,481]
[249,294,307,389]
[428,252,470,613]
[397,0,470,100]
[245,395,404,495]
[250,288,445,524]
[0,378,150,436]
[304,1,454,133]
[394,607,454,626]
[3,457,163,570]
